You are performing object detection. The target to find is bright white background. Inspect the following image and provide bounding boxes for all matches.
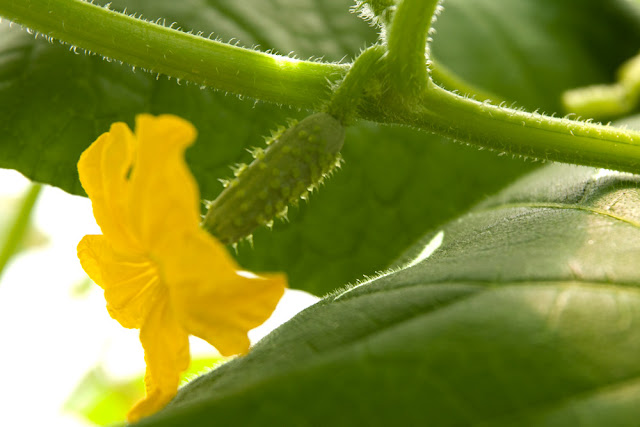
[0,169,318,426]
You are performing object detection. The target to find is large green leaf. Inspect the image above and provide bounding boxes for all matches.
[136,163,640,426]
[1,0,640,294]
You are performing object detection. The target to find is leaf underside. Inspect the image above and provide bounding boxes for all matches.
[136,163,640,426]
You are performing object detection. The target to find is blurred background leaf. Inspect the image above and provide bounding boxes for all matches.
[0,190,46,250]
[1,0,639,295]
[135,163,640,426]
[65,356,226,426]
[431,0,640,111]
[0,183,45,280]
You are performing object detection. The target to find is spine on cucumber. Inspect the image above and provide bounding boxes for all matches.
[203,113,345,244]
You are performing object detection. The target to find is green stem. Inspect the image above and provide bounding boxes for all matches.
[326,45,386,123]
[0,183,42,282]
[0,0,346,108]
[385,0,441,95]
[364,85,640,173]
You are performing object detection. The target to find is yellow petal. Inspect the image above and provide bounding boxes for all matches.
[77,235,159,329]
[127,114,200,253]
[78,122,140,252]
[128,293,190,423]
[164,228,287,356]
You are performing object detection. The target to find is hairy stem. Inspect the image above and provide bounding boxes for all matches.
[0,183,42,283]
[385,0,441,95]
[365,84,640,173]
[327,45,386,123]
[0,0,346,108]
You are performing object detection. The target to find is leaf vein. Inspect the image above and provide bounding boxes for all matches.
[474,201,640,229]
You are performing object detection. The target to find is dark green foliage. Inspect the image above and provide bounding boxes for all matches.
[1,0,639,295]
[137,163,640,426]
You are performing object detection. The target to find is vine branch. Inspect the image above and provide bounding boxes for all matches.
[385,0,441,95]
[361,85,640,174]
[327,45,386,123]
[0,0,346,108]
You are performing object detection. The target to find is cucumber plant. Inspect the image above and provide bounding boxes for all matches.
[1,0,640,425]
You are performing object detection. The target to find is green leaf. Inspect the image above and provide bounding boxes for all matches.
[431,0,640,111]
[135,163,640,426]
[1,0,640,294]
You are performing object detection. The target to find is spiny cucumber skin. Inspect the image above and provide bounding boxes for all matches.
[204,113,345,244]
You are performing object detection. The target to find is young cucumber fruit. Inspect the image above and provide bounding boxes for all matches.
[203,113,345,244]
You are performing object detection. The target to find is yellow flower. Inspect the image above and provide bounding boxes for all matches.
[76,114,286,422]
